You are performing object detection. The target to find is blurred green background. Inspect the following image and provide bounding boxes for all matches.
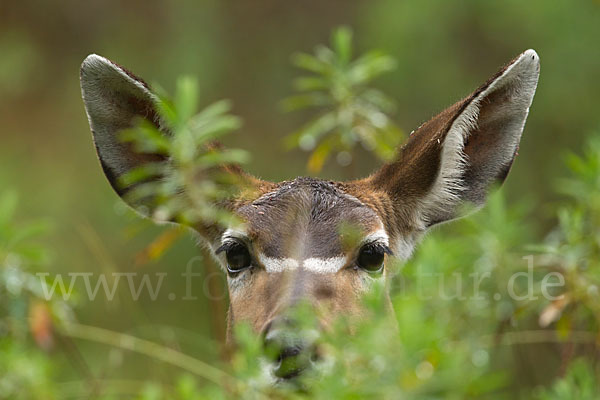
[1,0,600,398]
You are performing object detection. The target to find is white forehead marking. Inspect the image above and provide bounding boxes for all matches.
[304,257,347,274]
[258,254,299,273]
[222,227,389,276]
[259,254,347,274]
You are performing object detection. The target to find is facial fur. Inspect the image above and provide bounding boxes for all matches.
[216,177,399,338]
[80,50,540,360]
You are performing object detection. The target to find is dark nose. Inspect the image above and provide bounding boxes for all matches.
[262,317,319,379]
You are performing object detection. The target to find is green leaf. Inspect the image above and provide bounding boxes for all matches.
[174,76,199,126]
[196,149,251,168]
[292,76,329,92]
[123,181,166,206]
[314,44,337,65]
[283,26,398,170]
[119,163,166,187]
[332,26,353,66]
[171,125,198,164]
[191,115,242,143]
[361,88,396,113]
[348,51,397,85]
[191,99,233,123]
[120,121,170,155]
[288,112,337,150]
[155,94,178,128]
[291,52,331,74]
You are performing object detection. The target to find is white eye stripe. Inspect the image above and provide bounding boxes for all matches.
[258,254,347,274]
[304,257,347,274]
[220,228,390,275]
[258,254,299,273]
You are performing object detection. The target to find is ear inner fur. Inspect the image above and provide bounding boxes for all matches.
[363,49,539,230]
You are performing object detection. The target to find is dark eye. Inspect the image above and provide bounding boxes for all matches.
[357,243,386,273]
[218,242,252,274]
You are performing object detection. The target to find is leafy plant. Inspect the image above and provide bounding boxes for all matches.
[4,25,600,400]
[536,359,600,400]
[283,26,403,172]
[111,29,600,399]
[120,77,250,228]
[526,132,600,335]
[0,190,72,399]
[219,131,600,399]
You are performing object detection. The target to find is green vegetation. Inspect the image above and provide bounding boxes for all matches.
[283,26,402,173]
[3,129,600,397]
[120,78,249,227]
[0,190,68,398]
[2,1,600,398]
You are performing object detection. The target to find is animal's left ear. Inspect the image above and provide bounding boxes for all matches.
[366,49,540,229]
[80,54,267,245]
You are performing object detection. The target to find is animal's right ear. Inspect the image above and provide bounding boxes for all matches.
[80,54,166,205]
[364,49,539,231]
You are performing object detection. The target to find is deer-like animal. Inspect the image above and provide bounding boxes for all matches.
[80,49,539,379]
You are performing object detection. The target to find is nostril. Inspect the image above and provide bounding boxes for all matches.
[272,345,310,380]
[309,350,320,364]
[261,318,321,379]
[264,332,304,362]
[278,345,302,361]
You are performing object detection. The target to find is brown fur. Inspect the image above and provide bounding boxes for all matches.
[81,50,539,357]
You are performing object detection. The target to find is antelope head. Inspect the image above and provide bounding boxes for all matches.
[80,49,539,380]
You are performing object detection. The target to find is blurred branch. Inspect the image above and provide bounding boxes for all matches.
[282,26,403,173]
[481,330,599,347]
[59,322,238,388]
[121,79,249,229]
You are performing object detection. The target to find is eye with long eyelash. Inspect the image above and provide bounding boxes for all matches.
[216,240,253,274]
[358,242,393,258]
[215,240,242,255]
[356,242,393,273]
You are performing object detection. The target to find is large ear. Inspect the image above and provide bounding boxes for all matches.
[367,49,540,229]
[80,54,166,200]
[80,54,264,242]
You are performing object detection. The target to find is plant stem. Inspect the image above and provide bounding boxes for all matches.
[59,322,237,388]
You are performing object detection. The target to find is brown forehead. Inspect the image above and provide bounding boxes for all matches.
[235,177,382,259]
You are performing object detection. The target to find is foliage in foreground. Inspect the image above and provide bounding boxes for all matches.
[0,190,72,398]
[3,125,600,399]
[202,130,599,398]
[2,26,600,400]
[120,78,249,228]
